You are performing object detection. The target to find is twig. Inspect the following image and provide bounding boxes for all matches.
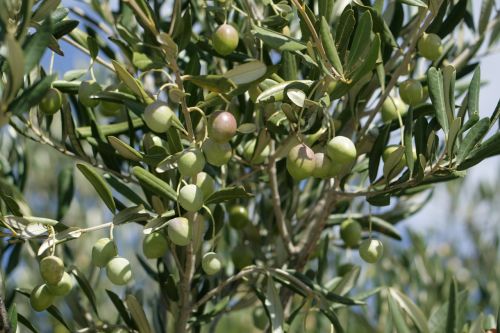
[61,36,114,72]
[175,244,196,333]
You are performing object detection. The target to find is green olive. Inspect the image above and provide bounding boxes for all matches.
[228,205,250,230]
[312,151,334,179]
[326,136,357,171]
[178,184,204,212]
[359,239,384,263]
[106,257,133,285]
[212,24,239,56]
[195,172,216,198]
[143,232,168,258]
[46,272,73,296]
[99,84,123,116]
[383,145,417,177]
[202,138,232,166]
[252,307,268,330]
[79,80,102,108]
[39,88,62,115]
[242,139,270,164]
[231,245,254,269]
[40,256,65,285]
[340,219,362,248]
[418,33,443,61]
[208,111,237,143]
[286,143,316,180]
[381,97,407,123]
[30,284,55,312]
[178,147,206,177]
[92,238,118,267]
[201,252,223,275]
[399,79,424,106]
[143,101,175,133]
[167,217,191,246]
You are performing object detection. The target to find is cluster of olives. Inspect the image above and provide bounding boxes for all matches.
[286,136,357,180]
[339,219,384,264]
[30,255,74,311]
[91,238,133,285]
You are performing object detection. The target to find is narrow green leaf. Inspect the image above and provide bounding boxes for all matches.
[24,19,52,74]
[205,186,253,205]
[332,266,360,296]
[132,167,177,202]
[108,136,143,162]
[457,131,500,170]
[17,313,39,332]
[479,0,494,34]
[126,295,152,333]
[390,288,430,333]
[369,125,391,182]
[387,288,411,333]
[112,60,153,104]
[443,65,456,122]
[467,67,481,117]
[7,303,17,333]
[4,34,25,102]
[404,107,415,176]
[106,290,136,329]
[183,75,235,93]
[351,34,380,83]
[446,279,458,333]
[447,117,462,159]
[428,67,449,133]
[398,0,427,8]
[70,267,99,315]
[383,146,405,181]
[347,11,373,71]
[264,278,284,333]
[76,163,116,212]
[320,17,343,75]
[251,24,307,51]
[456,117,490,165]
[9,74,57,116]
[57,167,74,220]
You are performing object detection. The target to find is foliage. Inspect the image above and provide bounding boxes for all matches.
[0,0,499,331]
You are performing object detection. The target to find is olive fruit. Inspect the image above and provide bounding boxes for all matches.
[399,79,424,106]
[178,184,204,212]
[195,172,216,198]
[326,136,357,169]
[231,245,254,269]
[202,138,232,166]
[381,97,407,123]
[39,88,62,115]
[201,252,223,275]
[99,84,122,116]
[46,272,73,296]
[167,217,191,246]
[242,139,270,164]
[143,101,175,133]
[40,256,65,285]
[30,284,55,312]
[228,205,250,230]
[209,111,237,143]
[286,143,316,180]
[79,80,102,108]
[106,257,133,285]
[252,307,268,330]
[382,145,417,176]
[359,239,384,263]
[212,24,239,56]
[92,238,118,267]
[143,232,168,259]
[340,219,362,248]
[418,33,443,61]
[312,151,334,179]
[178,148,206,177]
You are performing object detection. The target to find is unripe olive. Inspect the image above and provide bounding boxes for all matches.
[228,205,250,230]
[340,219,362,248]
[202,138,232,166]
[92,238,118,267]
[381,97,407,123]
[30,284,55,312]
[143,232,168,258]
[40,256,65,285]
[99,84,122,116]
[195,172,216,198]
[326,136,357,169]
[231,245,254,269]
[399,79,424,106]
[79,80,102,108]
[106,257,133,285]
[252,307,268,330]
[143,101,175,133]
[167,217,191,246]
[312,151,334,179]
[201,252,223,275]
[242,139,270,164]
[178,184,204,212]
[209,111,238,143]
[418,33,443,61]
[286,143,316,180]
[383,145,417,176]
[46,272,73,296]
[359,239,384,263]
[168,87,184,104]
[178,148,206,177]
[212,24,239,56]
[39,88,62,115]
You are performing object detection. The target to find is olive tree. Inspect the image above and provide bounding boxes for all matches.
[0,0,499,331]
